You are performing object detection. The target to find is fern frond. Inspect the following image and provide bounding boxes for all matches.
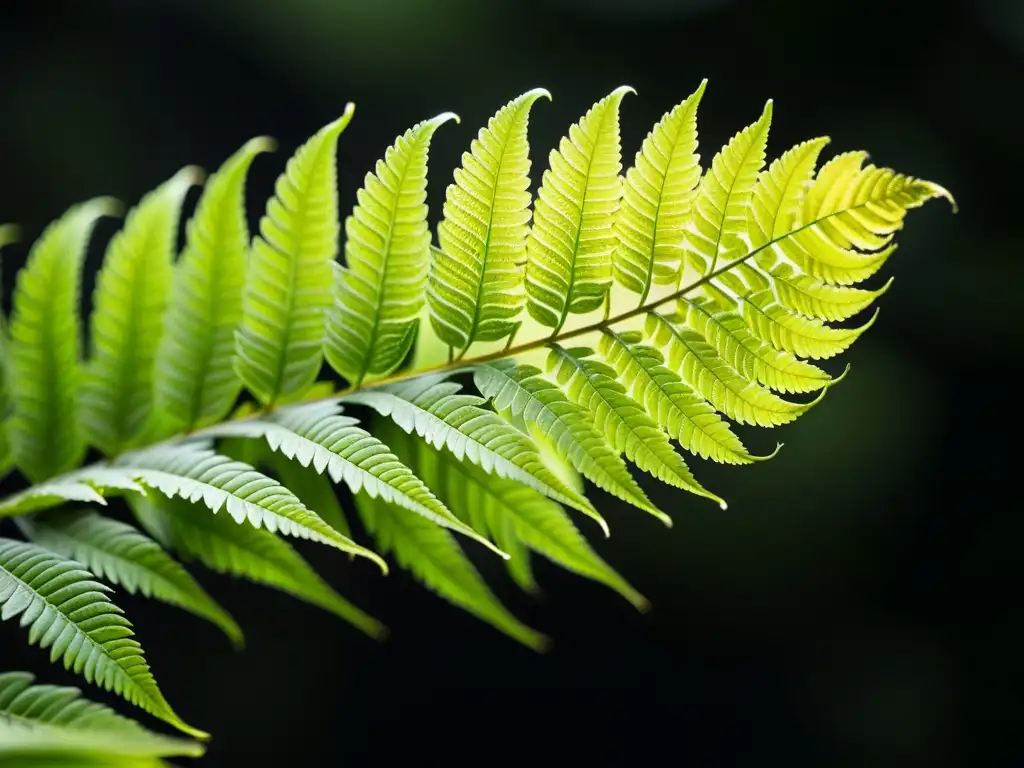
[474,361,661,528]
[342,375,596,515]
[414,432,647,609]
[757,260,892,322]
[82,169,199,456]
[546,344,723,517]
[0,538,203,738]
[428,88,550,351]
[153,138,274,435]
[614,80,705,298]
[203,401,504,557]
[235,106,354,405]
[130,494,385,639]
[644,311,824,427]
[19,509,242,647]
[112,442,385,568]
[326,113,457,384]
[8,200,119,480]
[355,421,545,649]
[686,101,772,276]
[0,473,114,519]
[0,672,204,761]
[261,449,352,539]
[525,86,632,330]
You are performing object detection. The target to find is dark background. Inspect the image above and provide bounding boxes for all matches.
[0,0,1018,765]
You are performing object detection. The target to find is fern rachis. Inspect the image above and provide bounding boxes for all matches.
[0,81,952,760]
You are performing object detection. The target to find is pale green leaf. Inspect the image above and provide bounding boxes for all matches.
[154,137,274,434]
[235,106,354,405]
[326,113,457,384]
[0,538,204,738]
[8,200,119,480]
[677,296,834,392]
[0,672,204,761]
[130,494,385,639]
[644,311,824,427]
[417,434,647,609]
[428,88,550,350]
[525,86,633,329]
[202,401,504,558]
[342,375,596,515]
[474,360,662,527]
[546,344,724,516]
[614,80,705,298]
[83,169,200,455]
[19,509,242,647]
[112,441,384,568]
[0,464,150,520]
[740,290,877,360]
[261,448,352,539]
[686,100,772,276]
[355,421,545,649]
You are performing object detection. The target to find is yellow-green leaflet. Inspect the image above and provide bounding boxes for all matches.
[429,88,550,351]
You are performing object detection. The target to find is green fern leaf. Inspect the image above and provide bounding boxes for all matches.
[153,138,274,434]
[326,113,457,385]
[130,494,385,639]
[19,509,242,647]
[342,375,596,515]
[677,296,834,393]
[614,80,705,299]
[687,100,772,276]
[261,449,352,538]
[546,344,723,517]
[0,538,204,738]
[415,433,647,609]
[8,200,119,480]
[235,106,354,405]
[740,290,876,359]
[0,459,154,519]
[757,259,892,322]
[83,169,200,455]
[474,361,661,527]
[644,312,824,427]
[428,88,550,350]
[0,671,204,761]
[748,137,830,248]
[525,86,632,329]
[775,152,955,286]
[203,401,504,558]
[355,421,545,649]
[112,442,385,568]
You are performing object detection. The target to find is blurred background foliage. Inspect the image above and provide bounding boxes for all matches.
[0,0,1017,764]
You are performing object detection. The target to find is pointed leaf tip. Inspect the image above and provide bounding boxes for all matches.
[244,135,278,155]
[430,111,460,126]
[526,86,553,101]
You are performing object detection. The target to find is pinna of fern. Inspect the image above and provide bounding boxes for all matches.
[0,81,952,749]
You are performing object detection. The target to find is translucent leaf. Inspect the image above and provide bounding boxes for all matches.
[740,290,877,360]
[235,106,354,405]
[0,672,202,763]
[326,113,456,384]
[355,422,545,649]
[686,101,772,276]
[546,345,724,517]
[203,401,504,558]
[8,200,119,480]
[525,86,632,329]
[644,312,824,427]
[614,80,705,297]
[0,538,204,738]
[154,138,274,434]
[416,434,647,609]
[20,509,242,647]
[130,494,385,639]
[428,88,550,350]
[677,296,834,392]
[112,442,384,568]
[474,361,662,528]
[83,169,200,455]
[342,375,596,515]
